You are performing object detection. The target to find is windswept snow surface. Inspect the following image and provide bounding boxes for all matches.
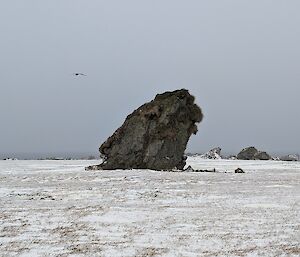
[0,158,299,256]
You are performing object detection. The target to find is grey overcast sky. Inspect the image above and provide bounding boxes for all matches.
[1,0,300,158]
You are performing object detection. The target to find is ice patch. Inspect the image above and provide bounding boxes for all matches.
[81,210,148,223]
[243,203,289,209]
[265,185,293,188]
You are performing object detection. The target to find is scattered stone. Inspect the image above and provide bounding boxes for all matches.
[279,154,299,162]
[183,165,217,172]
[86,89,203,170]
[200,147,222,159]
[183,165,195,172]
[227,155,237,160]
[235,168,245,173]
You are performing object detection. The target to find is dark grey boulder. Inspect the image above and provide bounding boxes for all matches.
[237,147,258,160]
[254,151,272,160]
[87,89,203,170]
[237,147,272,160]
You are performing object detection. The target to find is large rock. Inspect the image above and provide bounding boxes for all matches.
[237,147,272,160]
[200,147,222,159]
[87,89,203,170]
[237,147,258,160]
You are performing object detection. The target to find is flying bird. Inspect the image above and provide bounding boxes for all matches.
[73,73,87,76]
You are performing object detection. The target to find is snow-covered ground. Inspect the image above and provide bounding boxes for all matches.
[0,158,299,257]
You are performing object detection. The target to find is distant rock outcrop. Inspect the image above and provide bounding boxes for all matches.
[200,147,222,159]
[86,89,203,170]
[237,147,259,160]
[279,154,299,162]
[254,151,272,160]
[237,147,272,160]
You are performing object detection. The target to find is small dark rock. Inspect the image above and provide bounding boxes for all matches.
[183,165,195,172]
[183,165,216,173]
[235,168,245,173]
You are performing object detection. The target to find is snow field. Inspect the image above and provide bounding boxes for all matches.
[0,159,299,256]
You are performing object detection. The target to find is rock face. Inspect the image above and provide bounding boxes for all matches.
[237,147,272,160]
[200,147,222,159]
[88,89,203,170]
